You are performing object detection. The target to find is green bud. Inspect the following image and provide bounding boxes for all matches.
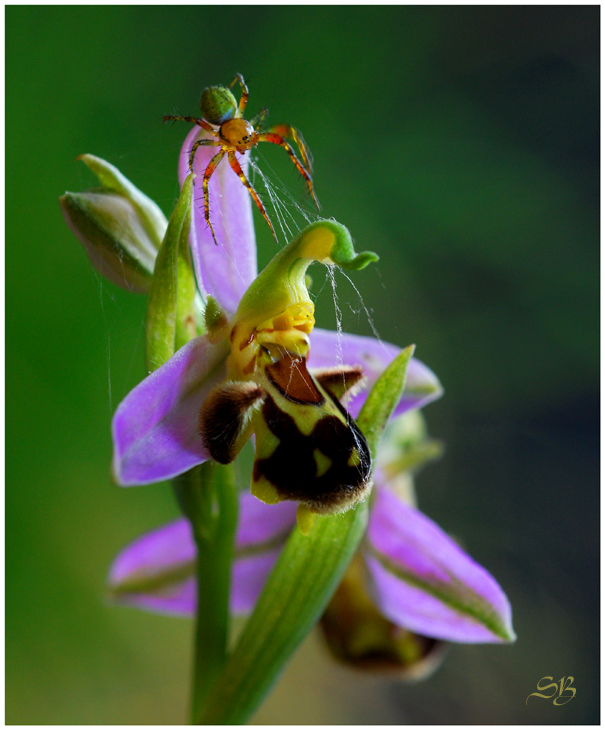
[379,410,445,482]
[59,155,167,292]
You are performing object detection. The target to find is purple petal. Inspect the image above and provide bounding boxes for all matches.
[178,126,257,314]
[365,488,515,643]
[112,335,228,485]
[108,517,196,616]
[107,494,296,617]
[236,492,298,548]
[308,328,443,418]
[116,579,196,617]
[232,549,282,614]
[231,494,296,612]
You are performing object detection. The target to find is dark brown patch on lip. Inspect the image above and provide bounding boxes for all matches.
[252,392,371,512]
[265,352,324,405]
[313,365,365,401]
[199,381,264,464]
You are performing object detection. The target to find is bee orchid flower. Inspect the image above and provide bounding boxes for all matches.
[111,125,443,528]
[62,109,514,724]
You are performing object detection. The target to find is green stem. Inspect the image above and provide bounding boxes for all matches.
[198,502,368,725]
[173,461,238,723]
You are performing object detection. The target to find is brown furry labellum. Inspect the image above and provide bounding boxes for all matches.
[198,353,373,515]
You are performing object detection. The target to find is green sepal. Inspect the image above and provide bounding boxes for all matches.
[145,174,194,372]
[197,340,416,724]
[357,344,416,459]
[77,154,167,250]
[175,192,197,350]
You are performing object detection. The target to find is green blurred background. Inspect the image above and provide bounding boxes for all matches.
[6,6,598,724]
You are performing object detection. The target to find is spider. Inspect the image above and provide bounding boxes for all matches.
[163,73,320,245]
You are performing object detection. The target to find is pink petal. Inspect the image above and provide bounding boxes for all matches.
[365,488,515,643]
[112,335,228,485]
[231,549,282,614]
[236,493,298,548]
[108,517,196,616]
[178,126,257,315]
[116,579,196,617]
[308,328,443,418]
[107,494,297,617]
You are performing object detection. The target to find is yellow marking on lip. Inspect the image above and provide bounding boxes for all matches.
[251,477,281,505]
[313,448,332,477]
[347,448,361,468]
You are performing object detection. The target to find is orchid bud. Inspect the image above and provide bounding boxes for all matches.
[320,555,446,679]
[376,410,444,505]
[59,154,167,292]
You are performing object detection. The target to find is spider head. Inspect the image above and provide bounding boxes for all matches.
[200,85,238,126]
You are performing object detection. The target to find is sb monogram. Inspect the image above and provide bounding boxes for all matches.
[526,676,576,706]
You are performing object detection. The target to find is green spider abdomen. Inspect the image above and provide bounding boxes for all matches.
[200,85,238,126]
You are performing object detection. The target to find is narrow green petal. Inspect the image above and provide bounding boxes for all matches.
[356,344,416,458]
[145,174,194,372]
[175,195,197,349]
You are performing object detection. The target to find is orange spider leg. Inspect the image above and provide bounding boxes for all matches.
[269,124,314,174]
[227,150,277,243]
[229,73,249,118]
[188,138,220,175]
[162,115,217,136]
[257,132,320,211]
[203,149,226,245]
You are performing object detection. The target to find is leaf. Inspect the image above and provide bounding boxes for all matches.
[198,502,368,724]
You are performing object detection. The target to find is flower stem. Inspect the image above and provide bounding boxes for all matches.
[173,461,238,723]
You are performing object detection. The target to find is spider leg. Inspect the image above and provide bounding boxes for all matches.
[188,138,220,176]
[257,132,320,211]
[268,124,314,174]
[250,107,269,131]
[229,73,249,118]
[203,150,226,245]
[227,150,277,243]
[163,115,217,136]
